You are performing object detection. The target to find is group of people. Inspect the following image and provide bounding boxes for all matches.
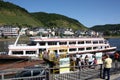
[69,52,120,80]
[102,51,120,80]
[70,54,97,71]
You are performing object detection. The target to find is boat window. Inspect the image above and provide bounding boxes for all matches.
[59,42,67,45]
[78,48,85,51]
[12,51,23,55]
[26,51,36,54]
[78,41,84,44]
[69,48,76,51]
[99,40,104,44]
[93,47,98,49]
[86,41,91,44]
[39,42,45,46]
[48,41,57,45]
[86,47,92,50]
[59,49,67,52]
[54,50,57,53]
[29,41,37,46]
[105,46,109,48]
[69,41,76,45]
[93,41,98,44]
[39,49,46,53]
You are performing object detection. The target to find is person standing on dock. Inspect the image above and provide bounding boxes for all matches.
[114,51,120,70]
[103,54,112,80]
[70,55,76,71]
[84,55,89,68]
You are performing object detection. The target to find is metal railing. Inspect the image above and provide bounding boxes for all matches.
[0,67,48,80]
[49,64,101,80]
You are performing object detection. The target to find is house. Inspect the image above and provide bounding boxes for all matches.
[0,26,19,37]
[75,30,86,37]
[20,28,28,35]
[63,30,74,36]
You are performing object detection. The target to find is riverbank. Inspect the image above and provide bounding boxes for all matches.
[103,36,120,39]
[0,36,120,41]
[0,36,29,41]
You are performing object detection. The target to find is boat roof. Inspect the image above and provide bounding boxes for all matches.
[30,36,105,42]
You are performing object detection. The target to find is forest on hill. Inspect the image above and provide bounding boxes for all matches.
[90,24,120,36]
[31,12,87,30]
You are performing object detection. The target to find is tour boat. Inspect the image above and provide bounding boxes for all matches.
[8,35,116,58]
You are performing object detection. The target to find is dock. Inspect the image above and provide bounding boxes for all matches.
[0,62,120,80]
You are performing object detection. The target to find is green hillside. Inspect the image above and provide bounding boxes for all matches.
[0,1,87,30]
[0,1,43,27]
[31,12,87,30]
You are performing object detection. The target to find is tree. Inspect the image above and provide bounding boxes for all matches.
[103,30,111,36]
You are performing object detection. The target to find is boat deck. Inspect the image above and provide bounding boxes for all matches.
[0,55,29,60]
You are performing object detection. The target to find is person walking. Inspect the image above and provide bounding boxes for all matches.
[102,54,112,80]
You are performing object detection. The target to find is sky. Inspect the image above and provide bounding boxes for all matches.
[4,0,120,27]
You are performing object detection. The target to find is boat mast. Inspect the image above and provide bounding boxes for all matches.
[14,28,22,46]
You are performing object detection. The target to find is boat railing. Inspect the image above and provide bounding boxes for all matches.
[30,36,103,39]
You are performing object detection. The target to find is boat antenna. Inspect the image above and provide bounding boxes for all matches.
[14,28,22,46]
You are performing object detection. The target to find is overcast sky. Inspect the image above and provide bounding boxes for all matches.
[4,0,120,27]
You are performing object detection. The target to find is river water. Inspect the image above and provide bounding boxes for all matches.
[107,38,120,50]
[0,38,120,52]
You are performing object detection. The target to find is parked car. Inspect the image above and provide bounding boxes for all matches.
[15,66,48,80]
